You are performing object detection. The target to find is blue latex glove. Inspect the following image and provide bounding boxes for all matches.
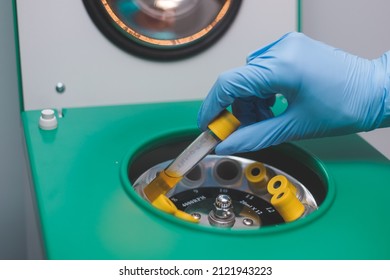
[198,32,390,154]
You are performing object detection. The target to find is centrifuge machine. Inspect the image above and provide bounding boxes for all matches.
[15,0,390,259]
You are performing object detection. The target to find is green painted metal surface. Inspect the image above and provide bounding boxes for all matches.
[22,101,390,259]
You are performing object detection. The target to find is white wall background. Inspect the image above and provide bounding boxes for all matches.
[301,0,390,159]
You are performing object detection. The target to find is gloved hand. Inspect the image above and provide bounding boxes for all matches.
[198,32,390,154]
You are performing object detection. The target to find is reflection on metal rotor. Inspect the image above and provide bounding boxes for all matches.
[133,155,319,230]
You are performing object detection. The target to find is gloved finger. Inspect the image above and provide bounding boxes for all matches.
[198,32,306,131]
[214,111,301,154]
[231,96,274,127]
[246,32,293,63]
[197,65,278,130]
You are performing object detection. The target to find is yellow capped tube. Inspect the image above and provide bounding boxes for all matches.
[144,170,182,202]
[207,109,241,140]
[143,110,240,222]
[152,194,199,223]
[270,188,305,222]
[164,109,240,180]
[245,162,270,195]
[267,175,298,196]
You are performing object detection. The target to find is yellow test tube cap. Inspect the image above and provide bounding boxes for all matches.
[208,109,240,140]
[144,171,182,202]
[267,175,297,196]
[152,194,199,223]
[245,162,268,184]
[174,210,199,223]
[152,194,178,214]
[270,188,305,222]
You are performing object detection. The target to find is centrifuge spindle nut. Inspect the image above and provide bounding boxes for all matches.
[208,194,236,227]
[215,194,232,210]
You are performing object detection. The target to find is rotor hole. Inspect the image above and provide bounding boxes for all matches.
[274,180,282,189]
[185,165,202,181]
[215,160,240,181]
[251,167,261,176]
[276,192,285,199]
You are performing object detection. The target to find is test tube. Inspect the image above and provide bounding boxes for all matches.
[270,188,305,222]
[267,175,305,222]
[164,130,219,179]
[245,162,271,195]
[143,109,240,202]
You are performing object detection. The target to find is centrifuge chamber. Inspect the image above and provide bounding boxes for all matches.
[22,101,390,259]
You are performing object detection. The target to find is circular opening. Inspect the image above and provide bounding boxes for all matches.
[215,159,241,182]
[185,165,202,181]
[123,134,333,234]
[250,167,261,177]
[273,180,282,189]
[276,192,284,199]
[127,138,329,205]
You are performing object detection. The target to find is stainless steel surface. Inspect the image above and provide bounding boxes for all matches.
[208,194,236,228]
[242,218,254,226]
[191,212,202,220]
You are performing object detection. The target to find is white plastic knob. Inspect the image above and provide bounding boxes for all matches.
[39,109,58,130]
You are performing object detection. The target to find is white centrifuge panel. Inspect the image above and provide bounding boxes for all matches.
[16,0,297,110]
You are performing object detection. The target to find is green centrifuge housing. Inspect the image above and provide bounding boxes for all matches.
[22,101,390,260]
